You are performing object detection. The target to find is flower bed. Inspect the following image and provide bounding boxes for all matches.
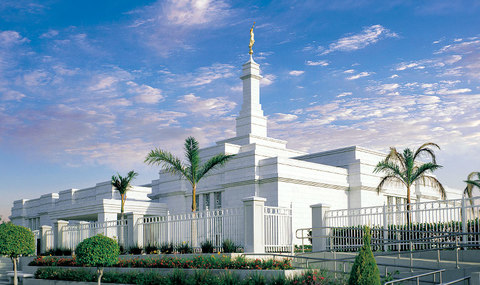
[29,255,293,270]
[32,267,330,285]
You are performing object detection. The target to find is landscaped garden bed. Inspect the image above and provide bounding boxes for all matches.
[29,254,293,270]
[27,267,331,285]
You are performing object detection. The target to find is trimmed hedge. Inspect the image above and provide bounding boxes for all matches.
[30,255,294,270]
[35,267,330,285]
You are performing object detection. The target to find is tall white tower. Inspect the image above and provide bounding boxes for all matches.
[235,56,268,137]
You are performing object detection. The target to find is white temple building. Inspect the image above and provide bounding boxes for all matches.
[10,54,462,241]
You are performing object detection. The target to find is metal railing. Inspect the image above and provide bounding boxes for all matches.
[384,269,445,285]
[264,206,292,253]
[60,219,128,250]
[139,207,244,250]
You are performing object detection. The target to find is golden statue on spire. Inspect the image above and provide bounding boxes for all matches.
[249,22,255,55]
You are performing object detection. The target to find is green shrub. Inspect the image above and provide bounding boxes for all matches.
[0,222,35,285]
[348,227,381,285]
[75,234,120,285]
[128,245,143,255]
[176,242,193,254]
[201,240,215,253]
[160,242,174,254]
[145,243,158,254]
[222,239,237,253]
[243,272,266,285]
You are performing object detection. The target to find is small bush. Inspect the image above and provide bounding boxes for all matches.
[222,239,237,253]
[160,242,174,254]
[348,227,381,285]
[201,240,215,253]
[176,242,193,254]
[145,243,159,254]
[243,272,266,285]
[127,245,143,255]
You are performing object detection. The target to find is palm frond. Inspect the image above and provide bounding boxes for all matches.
[413,142,440,164]
[464,172,480,198]
[197,154,236,182]
[411,162,442,184]
[374,160,405,180]
[144,148,189,180]
[184,137,200,184]
[420,175,446,199]
[384,147,406,171]
[377,175,404,194]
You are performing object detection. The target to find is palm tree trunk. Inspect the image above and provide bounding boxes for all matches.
[191,184,197,248]
[192,185,196,212]
[120,194,125,249]
[406,186,411,225]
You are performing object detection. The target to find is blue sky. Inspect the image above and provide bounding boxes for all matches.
[1,0,480,219]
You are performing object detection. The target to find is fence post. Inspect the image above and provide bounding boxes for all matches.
[310,203,331,252]
[242,196,266,253]
[40,225,52,254]
[126,212,144,250]
[461,197,467,249]
[53,220,68,250]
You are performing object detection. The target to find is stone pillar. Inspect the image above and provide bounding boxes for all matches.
[54,220,68,250]
[97,212,118,238]
[40,225,52,254]
[242,196,266,253]
[311,203,331,252]
[126,213,144,249]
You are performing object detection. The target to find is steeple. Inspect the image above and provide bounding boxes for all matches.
[235,55,267,137]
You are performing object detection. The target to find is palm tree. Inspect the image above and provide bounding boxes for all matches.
[374,142,446,224]
[464,172,480,199]
[144,136,235,212]
[111,170,139,219]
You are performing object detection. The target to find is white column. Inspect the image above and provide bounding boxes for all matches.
[97,212,117,238]
[126,213,144,249]
[311,203,331,252]
[242,196,266,253]
[40,225,52,254]
[54,220,68,250]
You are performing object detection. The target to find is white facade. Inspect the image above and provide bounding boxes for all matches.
[10,55,462,241]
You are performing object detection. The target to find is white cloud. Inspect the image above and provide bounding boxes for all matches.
[127,81,164,104]
[177,93,236,117]
[23,70,50,86]
[165,0,230,27]
[343,69,355,74]
[176,63,234,87]
[289,70,304,76]
[39,30,59,39]
[306,60,329,66]
[390,74,399,78]
[271,113,298,122]
[337,92,352,98]
[1,90,25,101]
[322,25,398,55]
[435,88,471,95]
[0,30,28,46]
[261,74,276,86]
[88,76,118,91]
[346,71,372,80]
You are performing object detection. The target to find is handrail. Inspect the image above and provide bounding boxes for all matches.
[384,269,445,285]
[441,276,471,285]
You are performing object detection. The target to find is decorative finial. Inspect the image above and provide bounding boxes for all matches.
[249,22,255,55]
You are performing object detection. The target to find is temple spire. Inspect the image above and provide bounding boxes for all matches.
[235,24,267,138]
